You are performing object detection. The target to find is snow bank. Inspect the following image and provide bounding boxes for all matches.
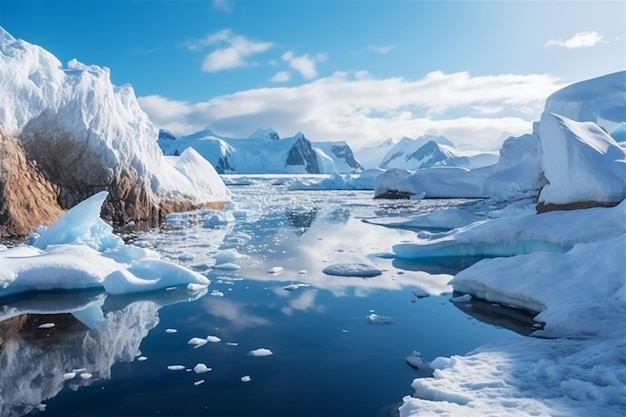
[538,113,626,207]
[393,200,626,259]
[0,192,209,298]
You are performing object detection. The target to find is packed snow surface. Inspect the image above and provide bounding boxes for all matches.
[0,192,209,298]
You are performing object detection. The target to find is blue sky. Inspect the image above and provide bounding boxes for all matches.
[1,0,624,148]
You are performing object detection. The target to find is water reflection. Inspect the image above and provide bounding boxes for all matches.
[284,208,319,235]
[0,289,204,417]
[451,294,542,337]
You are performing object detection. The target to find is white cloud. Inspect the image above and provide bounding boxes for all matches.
[271,70,291,83]
[367,44,395,54]
[138,71,563,148]
[282,51,327,79]
[181,29,273,71]
[211,0,234,13]
[545,31,606,49]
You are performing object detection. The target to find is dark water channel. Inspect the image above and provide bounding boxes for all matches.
[0,176,534,417]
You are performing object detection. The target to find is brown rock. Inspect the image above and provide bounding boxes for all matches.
[0,130,63,236]
[536,200,622,213]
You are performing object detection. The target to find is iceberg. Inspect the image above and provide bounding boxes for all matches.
[0,192,209,299]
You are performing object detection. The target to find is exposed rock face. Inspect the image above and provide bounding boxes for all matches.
[0,130,63,236]
[329,144,363,171]
[286,134,320,173]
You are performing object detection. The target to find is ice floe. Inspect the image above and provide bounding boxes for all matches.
[187,337,208,348]
[322,263,382,277]
[247,348,273,357]
[193,363,211,374]
[367,313,394,325]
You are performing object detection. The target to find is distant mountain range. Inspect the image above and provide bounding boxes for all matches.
[158,128,363,174]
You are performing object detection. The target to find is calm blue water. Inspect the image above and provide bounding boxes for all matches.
[0,176,534,417]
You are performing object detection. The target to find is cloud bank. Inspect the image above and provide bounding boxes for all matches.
[545,31,606,49]
[139,71,563,149]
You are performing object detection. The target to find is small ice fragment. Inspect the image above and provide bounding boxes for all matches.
[298,270,308,275]
[166,287,177,291]
[283,284,297,291]
[194,380,205,386]
[80,373,93,380]
[405,352,425,369]
[247,348,273,357]
[367,313,394,325]
[36,404,46,411]
[137,356,148,361]
[210,290,225,297]
[226,342,238,346]
[193,363,211,374]
[165,328,178,333]
[241,375,251,382]
[187,283,208,291]
[167,365,186,371]
[213,263,241,271]
[38,323,55,329]
[342,329,348,333]
[450,294,472,303]
[267,266,284,274]
[188,337,208,348]
[72,368,87,373]
[412,288,430,299]
[206,335,221,343]
[62,372,76,380]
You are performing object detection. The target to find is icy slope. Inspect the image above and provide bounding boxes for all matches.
[0,27,230,225]
[538,112,626,208]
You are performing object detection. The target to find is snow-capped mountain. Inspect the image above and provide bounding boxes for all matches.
[379,135,498,170]
[312,141,363,172]
[0,26,230,228]
[352,137,400,169]
[159,128,362,174]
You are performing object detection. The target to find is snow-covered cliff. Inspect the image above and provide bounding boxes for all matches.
[0,26,230,228]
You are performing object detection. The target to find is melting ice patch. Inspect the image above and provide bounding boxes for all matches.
[367,313,394,325]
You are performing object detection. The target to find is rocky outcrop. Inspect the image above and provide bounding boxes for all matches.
[286,134,320,173]
[0,130,63,236]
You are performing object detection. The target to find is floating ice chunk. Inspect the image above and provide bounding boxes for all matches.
[62,372,76,380]
[38,322,55,329]
[206,335,221,343]
[137,356,148,361]
[298,270,308,275]
[405,351,425,369]
[213,263,241,271]
[248,348,273,357]
[72,368,87,373]
[193,363,211,374]
[165,328,177,333]
[167,365,185,371]
[267,266,284,274]
[203,211,235,228]
[323,263,382,278]
[450,294,472,303]
[194,380,205,386]
[213,249,244,264]
[188,337,208,348]
[210,290,225,297]
[226,342,238,346]
[241,375,251,382]
[80,373,93,380]
[412,288,430,299]
[367,313,394,325]
[187,283,208,291]
[283,283,310,291]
